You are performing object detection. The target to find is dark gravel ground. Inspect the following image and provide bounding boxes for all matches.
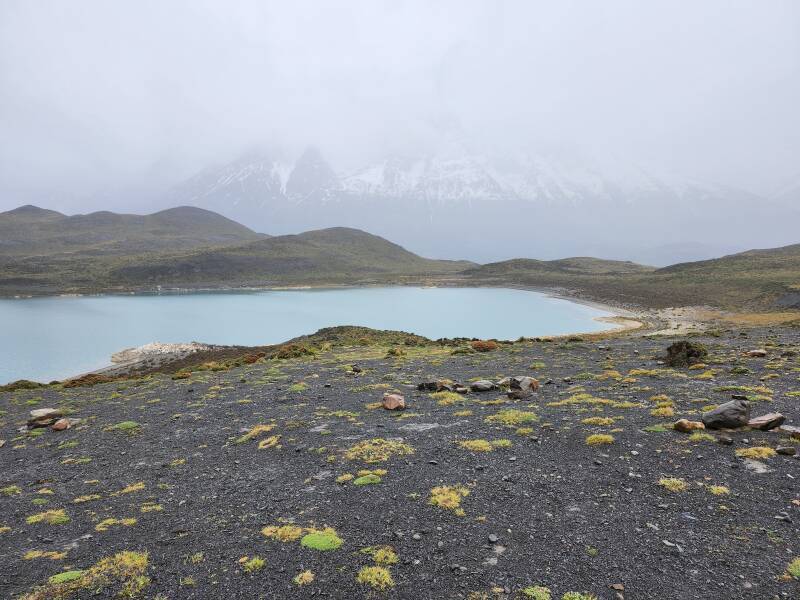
[1,327,799,600]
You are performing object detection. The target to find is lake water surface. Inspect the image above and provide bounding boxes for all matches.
[0,287,617,384]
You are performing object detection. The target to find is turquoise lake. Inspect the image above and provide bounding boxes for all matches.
[0,287,617,384]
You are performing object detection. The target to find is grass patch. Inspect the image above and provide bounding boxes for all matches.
[294,570,314,585]
[262,524,304,542]
[356,566,394,590]
[344,438,414,463]
[235,424,275,444]
[580,417,615,426]
[485,409,538,427]
[788,557,800,579]
[47,570,84,584]
[585,434,614,446]
[108,421,140,432]
[95,517,136,532]
[658,477,689,492]
[522,586,552,600]
[458,439,512,452]
[300,528,343,551]
[257,435,281,450]
[353,473,382,486]
[429,485,469,516]
[735,446,776,459]
[26,509,69,525]
[650,406,675,418]
[242,556,265,573]
[22,550,149,600]
[430,391,464,406]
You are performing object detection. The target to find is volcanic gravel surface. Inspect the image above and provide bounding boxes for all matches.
[1,327,799,599]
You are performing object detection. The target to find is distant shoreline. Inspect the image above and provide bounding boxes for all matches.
[73,285,649,381]
[0,284,654,385]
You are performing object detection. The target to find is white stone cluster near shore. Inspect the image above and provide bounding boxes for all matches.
[111,342,213,364]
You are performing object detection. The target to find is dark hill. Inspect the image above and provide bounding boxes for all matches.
[0,205,263,258]
[466,243,800,310]
[110,227,473,286]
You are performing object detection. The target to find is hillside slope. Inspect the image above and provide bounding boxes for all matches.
[0,205,264,258]
[110,227,473,286]
[0,215,472,294]
[467,244,800,310]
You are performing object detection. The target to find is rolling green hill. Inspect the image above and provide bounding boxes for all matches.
[466,244,800,310]
[0,206,473,294]
[0,205,264,257]
[1,203,798,311]
[109,227,473,286]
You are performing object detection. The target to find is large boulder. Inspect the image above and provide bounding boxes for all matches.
[382,393,406,411]
[470,380,497,392]
[50,418,71,431]
[665,341,708,368]
[505,376,540,400]
[747,412,785,431]
[674,419,705,433]
[27,408,64,428]
[702,400,750,430]
[418,381,452,392]
[779,425,800,439]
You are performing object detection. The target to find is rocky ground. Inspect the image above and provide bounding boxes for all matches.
[1,326,799,599]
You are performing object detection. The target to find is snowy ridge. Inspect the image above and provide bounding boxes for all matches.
[172,144,740,212]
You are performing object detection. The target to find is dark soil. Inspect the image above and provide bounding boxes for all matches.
[1,327,799,599]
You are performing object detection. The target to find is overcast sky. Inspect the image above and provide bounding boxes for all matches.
[1,0,799,211]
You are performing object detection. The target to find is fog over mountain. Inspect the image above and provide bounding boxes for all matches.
[1,1,799,264]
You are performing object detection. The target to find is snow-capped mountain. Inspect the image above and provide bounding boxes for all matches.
[165,145,799,264]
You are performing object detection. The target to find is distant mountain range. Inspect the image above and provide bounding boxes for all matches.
[164,146,800,265]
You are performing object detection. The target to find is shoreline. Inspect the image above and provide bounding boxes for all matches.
[72,287,651,382]
[2,283,696,385]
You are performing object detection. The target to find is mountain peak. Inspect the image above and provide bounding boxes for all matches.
[285,146,340,202]
[2,205,65,220]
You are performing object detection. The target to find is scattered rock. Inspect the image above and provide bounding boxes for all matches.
[747,412,785,431]
[0,439,5,448]
[778,425,800,439]
[716,436,734,446]
[776,446,796,456]
[702,399,750,430]
[665,340,708,367]
[51,418,71,431]
[505,376,540,399]
[488,534,498,543]
[418,380,455,392]
[27,408,64,428]
[746,349,767,358]
[470,380,497,392]
[30,407,63,420]
[742,459,773,474]
[674,419,705,433]
[382,393,405,411]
